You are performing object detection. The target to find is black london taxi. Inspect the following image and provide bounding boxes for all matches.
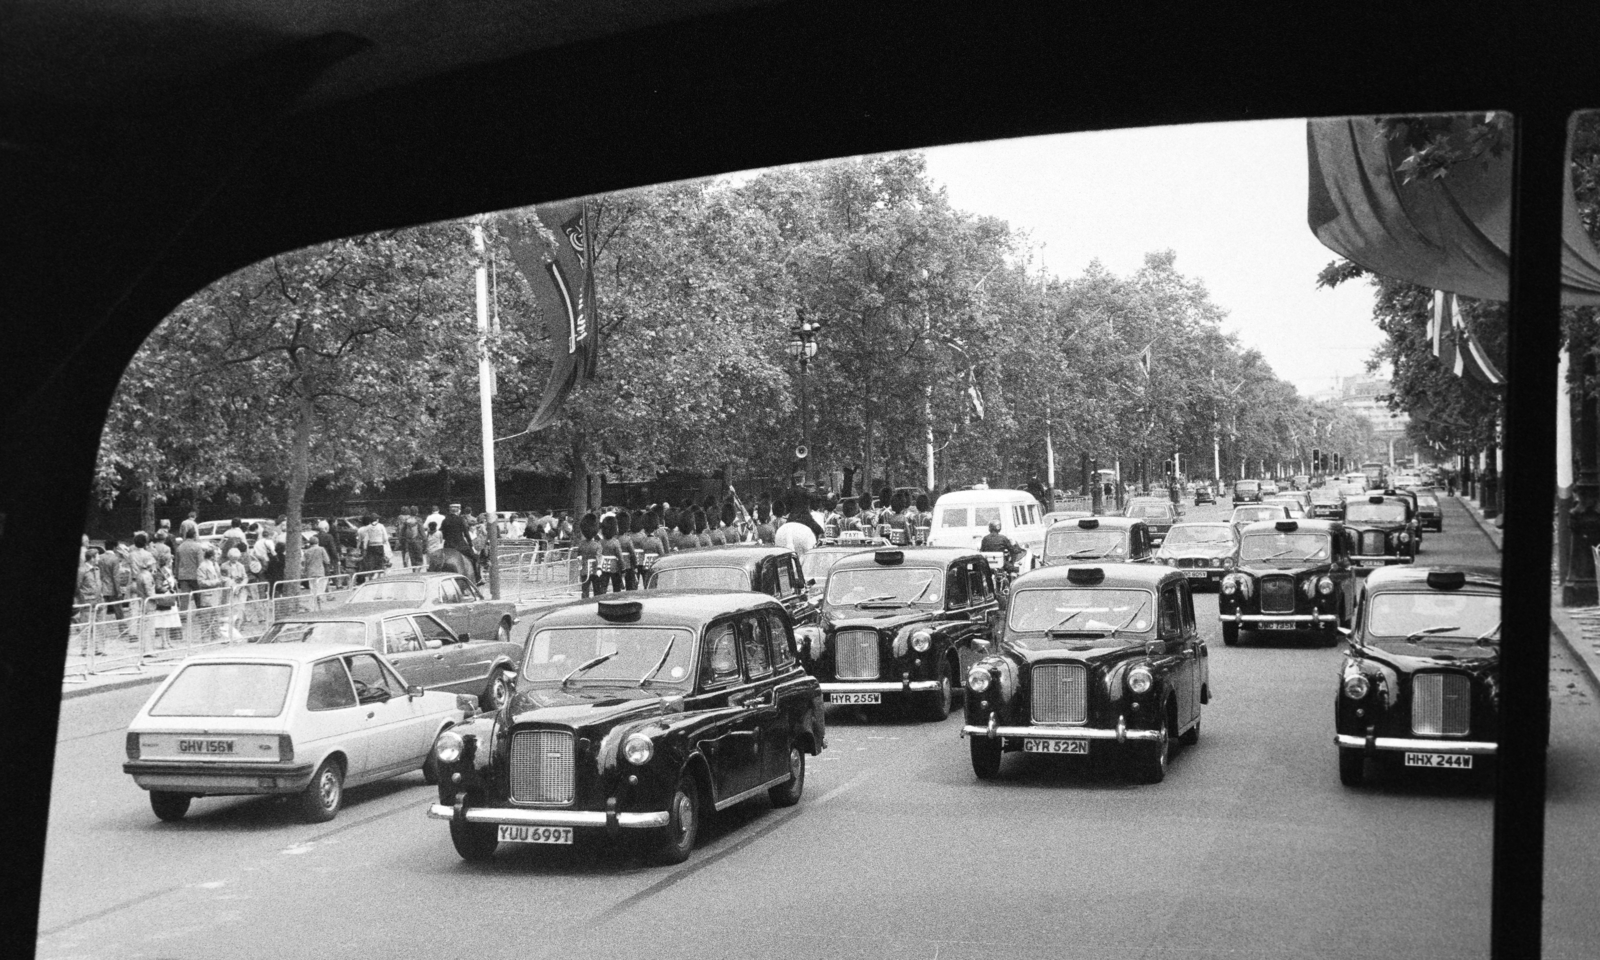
[1040,516,1154,566]
[1218,519,1358,646]
[961,565,1208,784]
[1335,566,1501,785]
[796,547,999,720]
[1124,498,1182,546]
[645,545,820,625]
[1155,521,1239,591]
[1414,488,1444,532]
[426,594,826,865]
[1193,485,1216,506]
[1342,494,1419,572]
[1232,479,1263,504]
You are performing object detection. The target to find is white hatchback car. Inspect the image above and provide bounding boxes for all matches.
[123,643,472,823]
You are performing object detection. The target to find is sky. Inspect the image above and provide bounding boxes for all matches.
[918,119,1384,397]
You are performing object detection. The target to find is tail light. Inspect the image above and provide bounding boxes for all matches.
[278,734,294,762]
[126,732,141,761]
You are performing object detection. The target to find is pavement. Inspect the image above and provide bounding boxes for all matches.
[59,594,577,700]
[1450,492,1600,692]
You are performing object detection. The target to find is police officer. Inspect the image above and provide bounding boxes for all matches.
[979,520,1025,573]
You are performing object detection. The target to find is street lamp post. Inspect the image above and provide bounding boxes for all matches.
[788,315,821,487]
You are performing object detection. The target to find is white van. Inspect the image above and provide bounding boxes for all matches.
[926,488,1047,566]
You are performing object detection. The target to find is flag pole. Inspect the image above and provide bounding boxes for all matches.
[474,220,501,600]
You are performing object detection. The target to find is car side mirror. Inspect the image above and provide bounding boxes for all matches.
[406,684,424,699]
[807,577,817,587]
[457,632,470,643]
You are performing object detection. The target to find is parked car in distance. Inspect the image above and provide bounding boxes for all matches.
[1335,566,1501,785]
[426,594,826,864]
[1041,517,1155,566]
[1218,519,1358,647]
[1124,499,1183,546]
[255,607,522,710]
[646,545,820,625]
[342,572,518,644]
[962,564,1208,783]
[799,547,1000,719]
[1155,522,1239,591]
[123,644,472,823]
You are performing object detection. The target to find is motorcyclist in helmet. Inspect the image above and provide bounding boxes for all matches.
[978,521,1025,573]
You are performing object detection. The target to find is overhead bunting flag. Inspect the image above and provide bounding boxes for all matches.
[1429,290,1505,388]
[1137,342,1153,379]
[502,199,599,432]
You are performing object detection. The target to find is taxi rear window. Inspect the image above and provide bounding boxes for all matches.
[149,663,293,718]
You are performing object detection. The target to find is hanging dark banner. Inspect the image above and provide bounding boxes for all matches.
[503,199,599,432]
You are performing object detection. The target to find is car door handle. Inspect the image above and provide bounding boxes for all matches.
[366,711,375,719]
[434,654,445,660]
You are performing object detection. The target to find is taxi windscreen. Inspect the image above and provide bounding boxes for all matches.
[824,567,942,607]
[524,627,696,685]
[1007,588,1154,638]
[1367,592,1499,642]
[1344,501,1408,523]
[148,663,294,718]
[1044,528,1126,558]
[1239,532,1330,562]
[1162,525,1233,546]
[647,566,750,592]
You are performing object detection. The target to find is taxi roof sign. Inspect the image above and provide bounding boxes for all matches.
[874,550,905,565]
[1066,567,1106,584]
[1077,518,1100,529]
[1425,570,1467,591]
[1274,520,1298,532]
[597,599,643,621]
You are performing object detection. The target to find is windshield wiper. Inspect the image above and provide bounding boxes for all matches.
[1476,622,1501,642]
[1403,625,1460,642]
[851,594,896,605]
[1113,599,1150,634]
[1061,548,1106,558]
[561,652,615,688]
[638,637,676,686]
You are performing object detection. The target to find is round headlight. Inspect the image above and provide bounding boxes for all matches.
[1399,531,1411,543]
[1342,674,1370,700]
[1222,556,1235,569]
[1221,575,1238,594]
[967,666,992,693]
[433,730,464,764]
[1318,576,1334,595]
[911,629,932,652]
[1128,666,1154,695]
[623,733,654,766]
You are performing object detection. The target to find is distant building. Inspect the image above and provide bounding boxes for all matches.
[1320,374,1413,465]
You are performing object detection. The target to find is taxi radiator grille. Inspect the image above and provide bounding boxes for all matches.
[1259,577,1295,614]
[509,730,575,805]
[834,629,881,680]
[1412,673,1471,736]
[1031,664,1088,724]
[1362,532,1387,555]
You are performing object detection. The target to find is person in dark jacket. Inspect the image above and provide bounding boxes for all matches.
[573,513,604,598]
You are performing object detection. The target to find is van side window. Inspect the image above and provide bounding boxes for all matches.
[974,506,1001,528]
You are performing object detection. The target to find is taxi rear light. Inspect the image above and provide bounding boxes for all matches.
[278,734,294,763]
[126,732,140,761]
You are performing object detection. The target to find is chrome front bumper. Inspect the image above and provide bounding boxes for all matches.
[1349,554,1412,566]
[1223,611,1338,626]
[821,680,942,693]
[1335,734,1497,756]
[426,804,670,829]
[960,717,1164,743]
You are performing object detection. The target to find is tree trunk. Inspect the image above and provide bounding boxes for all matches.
[284,388,312,581]
[139,478,156,533]
[569,437,590,520]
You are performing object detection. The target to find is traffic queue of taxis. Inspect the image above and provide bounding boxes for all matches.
[118,482,1495,866]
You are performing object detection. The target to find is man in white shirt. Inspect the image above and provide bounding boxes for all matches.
[773,517,817,556]
[425,504,446,533]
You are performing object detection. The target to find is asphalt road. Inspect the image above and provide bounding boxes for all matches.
[36,498,1600,959]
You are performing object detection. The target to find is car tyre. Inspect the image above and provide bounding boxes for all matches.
[1128,713,1171,784]
[300,757,344,823]
[768,744,806,807]
[1222,622,1240,646]
[480,668,511,712]
[970,736,1003,780]
[651,774,701,866]
[149,791,191,822]
[922,664,955,721]
[450,818,500,862]
[1338,747,1365,786]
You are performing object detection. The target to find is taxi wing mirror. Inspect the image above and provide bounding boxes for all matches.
[457,632,470,643]
[406,684,424,699]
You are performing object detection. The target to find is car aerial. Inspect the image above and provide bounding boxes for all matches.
[1414,489,1443,532]
[1232,479,1263,504]
[645,544,821,625]
[799,543,881,603]
[425,594,826,864]
[797,547,1001,719]
[1219,519,1358,647]
[961,564,1208,783]
[1229,502,1291,537]
[1341,493,1419,572]
[254,607,523,710]
[1155,521,1239,590]
[1263,496,1307,519]
[123,643,473,823]
[342,571,518,644]
[1040,516,1155,566]
[1335,566,1501,786]
[1124,498,1183,546]
[1194,486,1216,505]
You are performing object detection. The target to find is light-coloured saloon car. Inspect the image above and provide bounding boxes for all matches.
[123,644,473,824]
